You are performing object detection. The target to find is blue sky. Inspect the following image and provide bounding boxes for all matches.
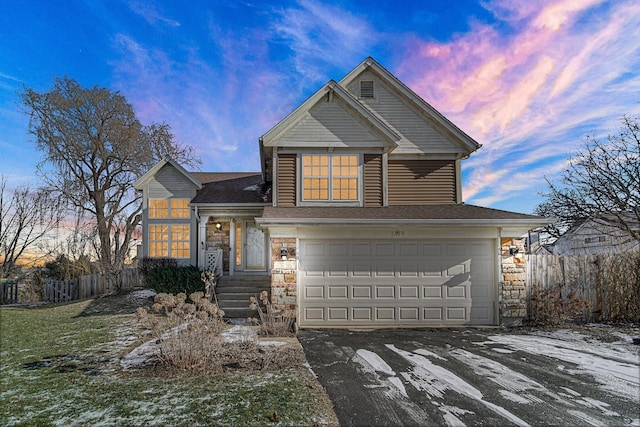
[1,0,639,214]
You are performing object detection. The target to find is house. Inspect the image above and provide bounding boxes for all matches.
[134,57,546,327]
[550,216,639,255]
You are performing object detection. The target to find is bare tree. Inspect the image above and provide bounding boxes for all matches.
[536,115,640,241]
[0,176,64,278]
[20,77,200,278]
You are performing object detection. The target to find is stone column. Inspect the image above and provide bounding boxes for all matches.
[500,237,527,326]
[270,238,297,313]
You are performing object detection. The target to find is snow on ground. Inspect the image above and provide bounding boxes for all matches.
[349,329,639,427]
[128,289,156,300]
[483,330,639,400]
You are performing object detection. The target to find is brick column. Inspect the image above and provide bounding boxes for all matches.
[500,237,527,326]
[270,238,297,314]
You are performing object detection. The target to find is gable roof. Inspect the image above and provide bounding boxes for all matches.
[133,157,202,190]
[339,57,481,155]
[260,80,400,148]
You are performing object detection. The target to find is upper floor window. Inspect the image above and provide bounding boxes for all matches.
[302,154,358,201]
[149,198,190,219]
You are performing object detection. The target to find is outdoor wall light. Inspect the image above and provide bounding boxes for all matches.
[215,222,222,232]
[509,246,519,256]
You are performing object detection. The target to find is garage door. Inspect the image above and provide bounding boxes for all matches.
[298,239,495,327]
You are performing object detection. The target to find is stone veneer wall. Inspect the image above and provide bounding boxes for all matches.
[270,238,297,312]
[500,237,527,326]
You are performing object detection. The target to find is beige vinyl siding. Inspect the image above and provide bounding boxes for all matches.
[363,154,383,207]
[346,71,467,155]
[388,160,456,205]
[275,99,389,148]
[277,153,297,207]
[148,165,199,199]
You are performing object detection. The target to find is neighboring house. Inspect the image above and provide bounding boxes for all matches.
[134,57,546,327]
[551,217,639,255]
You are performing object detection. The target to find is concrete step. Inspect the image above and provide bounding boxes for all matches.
[221,307,261,319]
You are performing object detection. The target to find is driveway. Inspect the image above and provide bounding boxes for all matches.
[298,327,639,426]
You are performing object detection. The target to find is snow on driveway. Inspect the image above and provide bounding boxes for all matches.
[299,328,640,427]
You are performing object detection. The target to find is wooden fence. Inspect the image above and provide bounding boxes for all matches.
[526,251,639,322]
[44,268,142,303]
[0,280,19,304]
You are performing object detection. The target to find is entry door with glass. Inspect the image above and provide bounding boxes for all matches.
[243,221,266,270]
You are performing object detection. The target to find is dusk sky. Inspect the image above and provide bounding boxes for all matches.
[1,0,639,214]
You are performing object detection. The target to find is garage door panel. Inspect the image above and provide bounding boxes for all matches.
[305,286,324,299]
[352,243,372,256]
[304,307,324,321]
[352,286,372,298]
[374,243,394,256]
[446,285,467,298]
[375,264,395,277]
[375,307,395,320]
[328,307,348,320]
[353,307,372,320]
[299,239,495,327]
[423,286,442,298]
[399,307,419,320]
[399,263,419,276]
[399,286,419,298]
[375,286,395,298]
[424,307,443,320]
[328,286,348,299]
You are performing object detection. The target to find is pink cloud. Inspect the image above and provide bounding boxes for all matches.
[395,0,640,209]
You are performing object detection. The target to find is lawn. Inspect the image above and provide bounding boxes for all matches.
[0,293,337,426]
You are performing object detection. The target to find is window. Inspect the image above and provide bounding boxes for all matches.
[149,224,190,258]
[149,199,168,218]
[302,154,358,201]
[149,198,190,218]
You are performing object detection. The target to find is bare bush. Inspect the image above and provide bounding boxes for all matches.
[136,291,303,374]
[528,285,591,326]
[249,291,295,336]
[599,249,640,323]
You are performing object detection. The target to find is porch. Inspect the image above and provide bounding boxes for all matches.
[197,213,269,276]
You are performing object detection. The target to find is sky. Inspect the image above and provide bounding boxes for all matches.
[1,0,639,214]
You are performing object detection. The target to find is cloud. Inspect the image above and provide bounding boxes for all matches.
[395,0,640,212]
[125,0,181,27]
[272,0,378,81]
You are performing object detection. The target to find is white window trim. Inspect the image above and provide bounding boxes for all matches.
[298,153,362,206]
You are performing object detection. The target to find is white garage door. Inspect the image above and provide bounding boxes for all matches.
[298,239,496,327]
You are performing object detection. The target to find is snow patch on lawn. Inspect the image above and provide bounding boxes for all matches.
[129,289,156,300]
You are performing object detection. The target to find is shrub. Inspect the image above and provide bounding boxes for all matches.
[528,285,591,326]
[136,292,305,373]
[249,291,295,336]
[138,257,178,279]
[145,265,204,295]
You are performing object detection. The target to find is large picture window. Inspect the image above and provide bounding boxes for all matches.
[149,224,190,258]
[149,198,190,218]
[302,154,358,201]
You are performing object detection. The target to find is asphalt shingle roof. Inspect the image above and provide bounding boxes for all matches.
[261,204,544,222]
[190,173,271,204]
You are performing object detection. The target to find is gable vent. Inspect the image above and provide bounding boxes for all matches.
[360,80,374,98]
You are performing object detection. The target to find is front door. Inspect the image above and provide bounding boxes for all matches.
[245,221,266,270]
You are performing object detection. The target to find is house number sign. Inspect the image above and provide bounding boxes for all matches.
[391,229,405,236]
